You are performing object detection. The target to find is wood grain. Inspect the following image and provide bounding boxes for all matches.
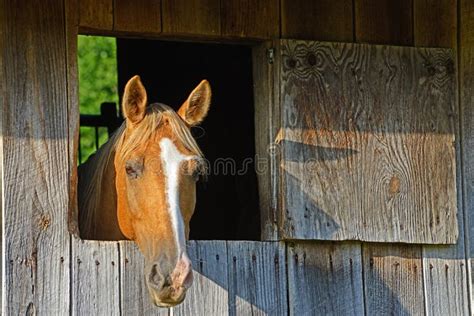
[162,0,220,36]
[278,40,457,244]
[355,0,413,45]
[173,241,229,315]
[415,3,470,314]
[422,246,469,315]
[71,239,120,315]
[221,0,279,39]
[0,0,4,308]
[119,241,169,315]
[414,0,457,48]
[2,0,71,314]
[287,242,364,315]
[79,0,113,30]
[66,0,80,236]
[363,245,424,315]
[114,0,161,33]
[253,42,281,241]
[460,1,474,311]
[227,241,287,315]
[281,0,353,41]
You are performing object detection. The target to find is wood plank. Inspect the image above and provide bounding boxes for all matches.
[278,40,457,244]
[461,0,474,312]
[221,0,279,39]
[415,3,470,314]
[422,246,470,315]
[253,41,281,240]
[355,1,424,315]
[161,0,220,36]
[287,241,364,315]
[355,0,413,45]
[71,239,120,315]
[79,0,113,30]
[227,241,287,315]
[173,241,229,316]
[363,245,424,315]
[2,0,71,314]
[414,0,457,48]
[119,241,169,315]
[66,0,81,237]
[281,0,353,41]
[114,0,161,33]
[0,0,4,308]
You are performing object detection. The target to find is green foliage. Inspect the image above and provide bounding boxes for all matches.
[78,35,118,163]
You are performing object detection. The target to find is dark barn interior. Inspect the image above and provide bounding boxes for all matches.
[116,39,260,240]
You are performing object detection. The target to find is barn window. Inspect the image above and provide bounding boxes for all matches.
[77,36,457,245]
[77,35,260,240]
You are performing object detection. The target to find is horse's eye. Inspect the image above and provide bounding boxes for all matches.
[125,161,142,179]
[125,165,135,175]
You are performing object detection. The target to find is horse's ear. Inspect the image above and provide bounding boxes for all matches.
[178,80,211,126]
[122,75,147,125]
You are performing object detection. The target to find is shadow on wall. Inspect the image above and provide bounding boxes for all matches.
[121,240,413,315]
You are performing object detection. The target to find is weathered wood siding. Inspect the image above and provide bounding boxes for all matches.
[460,0,474,309]
[75,241,287,315]
[2,0,473,315]
[287,242,364,315]
[2,0,71,314]
[273,40,457,244]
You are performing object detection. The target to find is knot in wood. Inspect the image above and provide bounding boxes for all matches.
[307,53,317,66]
[286,58,297,69]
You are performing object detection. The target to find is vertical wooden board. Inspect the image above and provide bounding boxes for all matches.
[79,0,113,30]
[119,241,169,315]
[114,0,161,33]
[162,0,220,36]
[253,41,281,241]
[461,0,474,310]
[363,245,424,315]
[0,0,4,309]
[355,0,414,45]
[173,241,229,316]
[66,0,81,237]
[423,248,469,315]
[71,239,120,315]
[226,241,287,315]
[416,3,470,315]
[0,112,2,314]
[281,0,353,41]
[279,40,457,244]
[287,241,364,315]
[2,0,70,314]
[414,0,457,48]
[221,0,279,39]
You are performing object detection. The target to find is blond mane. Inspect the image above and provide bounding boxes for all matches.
[78,103,204,238]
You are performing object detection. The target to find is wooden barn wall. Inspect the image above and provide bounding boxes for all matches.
[1,0,473,315]
[2,0,72,314]
[461,0,474,307]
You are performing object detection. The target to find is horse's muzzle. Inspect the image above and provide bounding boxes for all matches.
[146,255,193,307]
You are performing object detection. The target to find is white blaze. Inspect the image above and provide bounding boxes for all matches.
[159,138,192,254]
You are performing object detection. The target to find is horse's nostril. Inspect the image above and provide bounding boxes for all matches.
[149,264,160,286]
[148,264,173,290]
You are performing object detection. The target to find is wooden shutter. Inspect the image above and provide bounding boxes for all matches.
[255,40,457,244]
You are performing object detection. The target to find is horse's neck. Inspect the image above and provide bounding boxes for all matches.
[94,153,125,240]
[79,149,126,240]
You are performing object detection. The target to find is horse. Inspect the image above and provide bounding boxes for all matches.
[77,75,211,307]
